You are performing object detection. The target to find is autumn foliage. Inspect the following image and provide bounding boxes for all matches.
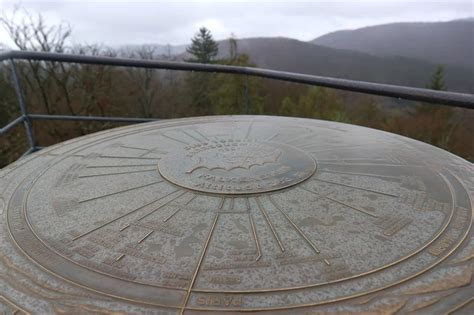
[1,14,472,167]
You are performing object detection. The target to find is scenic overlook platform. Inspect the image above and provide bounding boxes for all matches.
[0,115,473,314]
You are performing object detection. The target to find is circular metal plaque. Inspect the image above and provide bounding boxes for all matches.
[0,116,472,314]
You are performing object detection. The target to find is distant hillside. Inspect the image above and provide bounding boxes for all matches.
[119,43,187,57]
[311,19,474,69]
[215,37,473,93]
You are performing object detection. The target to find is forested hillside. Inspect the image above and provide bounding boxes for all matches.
[1,17,473,167]
[215,37,473,93]
[312,19,474,69]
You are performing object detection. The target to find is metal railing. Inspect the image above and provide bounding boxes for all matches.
[1,49,474,157]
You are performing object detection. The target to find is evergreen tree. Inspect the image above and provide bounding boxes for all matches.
[186,27,218,63]
[411,65,458,147]
[185,27,219,114]
[429,65,445,91]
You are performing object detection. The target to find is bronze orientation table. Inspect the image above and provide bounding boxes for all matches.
[0,116,472,314]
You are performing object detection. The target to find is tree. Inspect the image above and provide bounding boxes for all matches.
[186,27,218,63]
[208,37,264,115]
[279,96,296,116]
[185,28,219,114]
[403,65,460,149]
[125,45,159,118]
[297,87,346,120]
[1,8,73,117]
[429,65,445,91]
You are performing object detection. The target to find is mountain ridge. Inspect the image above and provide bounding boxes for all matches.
[311,19,474,69]
[212,37,473,93]
[117,19,474,93]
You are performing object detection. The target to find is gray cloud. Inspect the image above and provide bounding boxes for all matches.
[1,0,472,47]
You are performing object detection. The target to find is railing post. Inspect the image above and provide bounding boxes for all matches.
[10,58,37,152]
[244,75,250,114]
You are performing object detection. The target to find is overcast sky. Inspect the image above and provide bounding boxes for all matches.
[0,0,472,47]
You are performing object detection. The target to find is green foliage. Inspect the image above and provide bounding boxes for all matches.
[2,22,473,168]
[386,65,464,154]
[185,28,219,115]
[277,86,349,121]
[186,27,218,64]
[209,53,264,115]
[279,96,296,116]
[186,34,265,116]
[429,65,445,91]
[186,72,213,115]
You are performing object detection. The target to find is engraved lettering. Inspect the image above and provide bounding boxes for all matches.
[195,295,243,307]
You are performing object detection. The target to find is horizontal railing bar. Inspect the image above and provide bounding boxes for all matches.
[0,116,24,134]
[0,51,14,60]
[29,114,159,123]
[1,50,472,109]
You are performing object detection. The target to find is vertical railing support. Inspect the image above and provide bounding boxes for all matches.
[244,75,250,114]
[10,59,37,152]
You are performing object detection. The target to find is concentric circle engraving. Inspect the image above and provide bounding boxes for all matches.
[158,138,316,194]
[1,116,472,314]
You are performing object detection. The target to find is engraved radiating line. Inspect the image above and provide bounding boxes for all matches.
[78,180,163,203]
[119,223,130,231]
[163,195,198,222]
[255,197,285,252]
[297,186,331,200]
[138,230,154,244]
[266,133,279,141]
[324,195,378,218]
[193,129,210,142]
[245,121,254,139]
[115,253,125,261]
[97,155,159,160]
[218,197,225,211]
[245,198,251,211]
[78,168,156,178]
[180,212,220,315]
[135,190,187,222]
[445,297,473,314]
[184,170,466,297]
[283,133,315,145]
[140,148,168,156]
[267,196,330,265]
[161,133,190,145]
[120,145,149,151]
[312,178,399,197]
[249,213,262,261]
[120,145,167,157]
[0,296,30,315]
[72,190,173,241]
[299,186,378,217]
[321,169,400,180]
[181,130,204,144]
[267,196,321,253]
[230,197,235,210]
[86,163,157,168]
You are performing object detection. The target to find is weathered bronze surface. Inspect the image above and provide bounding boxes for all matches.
[0,116,472,314]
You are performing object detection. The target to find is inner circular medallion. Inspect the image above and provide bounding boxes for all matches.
[158,138,317,194]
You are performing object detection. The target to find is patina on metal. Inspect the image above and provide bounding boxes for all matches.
[0,116,472,314]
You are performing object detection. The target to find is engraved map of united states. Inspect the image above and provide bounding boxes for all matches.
[187,145,282,173]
